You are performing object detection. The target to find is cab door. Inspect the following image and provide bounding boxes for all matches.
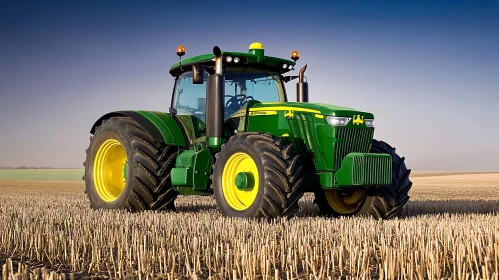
[171,72,207,145]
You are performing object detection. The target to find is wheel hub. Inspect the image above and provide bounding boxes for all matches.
[235,172,254,191]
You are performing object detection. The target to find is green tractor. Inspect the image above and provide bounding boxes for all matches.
[83,42,412,219]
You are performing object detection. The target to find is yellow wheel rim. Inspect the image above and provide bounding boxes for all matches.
[222,152,259,211]
[93,139,127,202]
[324,189,366,215]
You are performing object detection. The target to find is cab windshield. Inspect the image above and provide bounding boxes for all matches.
[172,68,286,122]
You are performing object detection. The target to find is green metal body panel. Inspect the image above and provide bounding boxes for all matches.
[176,149,196,167]
[135,111,188,147]
[171,168,190,186]
[171,150,196,186]
[90,110,188,147]
[171,147,212,192]
[192,148,212,190]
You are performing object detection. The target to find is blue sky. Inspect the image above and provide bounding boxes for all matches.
[0,0,498,170]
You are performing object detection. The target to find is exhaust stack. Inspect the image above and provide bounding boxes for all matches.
[297,64,309,102]
[206,46,225,148]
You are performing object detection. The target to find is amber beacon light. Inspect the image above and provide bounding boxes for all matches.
[176,45,186,57]
[291,50,299,61]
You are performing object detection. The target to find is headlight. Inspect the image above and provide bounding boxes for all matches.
[233,57,240,63]
[225,56,233,63]
[282,63,288,69]
[364,119,374,127]
[326,116,351,126]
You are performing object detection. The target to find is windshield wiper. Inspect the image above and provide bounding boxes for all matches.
[263,68,280,83]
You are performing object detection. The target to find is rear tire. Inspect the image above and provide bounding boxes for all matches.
[212,132,304,218]
[314,139,412,219]
[83,117,179,211]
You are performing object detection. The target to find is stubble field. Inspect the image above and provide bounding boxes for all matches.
[0,171,498,279]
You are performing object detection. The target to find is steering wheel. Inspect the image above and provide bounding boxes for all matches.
[225,94,254,114]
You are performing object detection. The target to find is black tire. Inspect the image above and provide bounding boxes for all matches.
[358,139,412,219]
[313,188,368,218]
[212,132,304,218]
[83,117,179,211]
[314,139,412,220]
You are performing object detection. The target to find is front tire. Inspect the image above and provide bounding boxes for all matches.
[212,133,304,218]
[314,139,412,219]
[83,117,179,211]
[313,188,367,217]
[358,139,412,219]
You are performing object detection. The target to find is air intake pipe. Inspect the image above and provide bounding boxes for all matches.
[297,64,309,102]
[206,46,225,148]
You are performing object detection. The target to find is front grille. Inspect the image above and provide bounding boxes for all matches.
[352,154,392,186]
[334,127,374,170]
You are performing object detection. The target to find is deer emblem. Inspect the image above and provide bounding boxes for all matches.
[353,115,364,125]
[284,110,294,118]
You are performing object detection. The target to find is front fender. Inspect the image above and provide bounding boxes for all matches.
[90,110,188,147]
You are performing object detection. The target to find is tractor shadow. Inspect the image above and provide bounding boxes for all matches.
[399,199,499,218]
[170,194,499,218]
[173,195,219,214]
[295,197,499,218]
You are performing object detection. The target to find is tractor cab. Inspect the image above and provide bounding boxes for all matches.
[171,68,287,144]
[169,43,299,145]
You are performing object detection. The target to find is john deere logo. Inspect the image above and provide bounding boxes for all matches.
[353,115,364,125]
[284,110,294,118]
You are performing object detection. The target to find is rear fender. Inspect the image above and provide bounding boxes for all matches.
[90,110,188,147]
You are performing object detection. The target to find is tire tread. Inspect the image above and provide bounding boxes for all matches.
[213,132,304,218]
[361,139,412,219]
[83,117,179,211]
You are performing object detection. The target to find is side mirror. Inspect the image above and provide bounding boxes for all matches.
[192,64,204,84]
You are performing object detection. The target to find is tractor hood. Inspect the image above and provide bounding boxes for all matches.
[250,102,375,119]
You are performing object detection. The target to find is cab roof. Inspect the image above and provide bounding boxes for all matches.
[169,42,297,76]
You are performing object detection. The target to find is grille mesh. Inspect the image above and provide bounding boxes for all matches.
[334,128,375,170]
[352,155,392,185]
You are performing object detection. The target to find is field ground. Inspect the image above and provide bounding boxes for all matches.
[0,171,498,279]
[0,169,84,182]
